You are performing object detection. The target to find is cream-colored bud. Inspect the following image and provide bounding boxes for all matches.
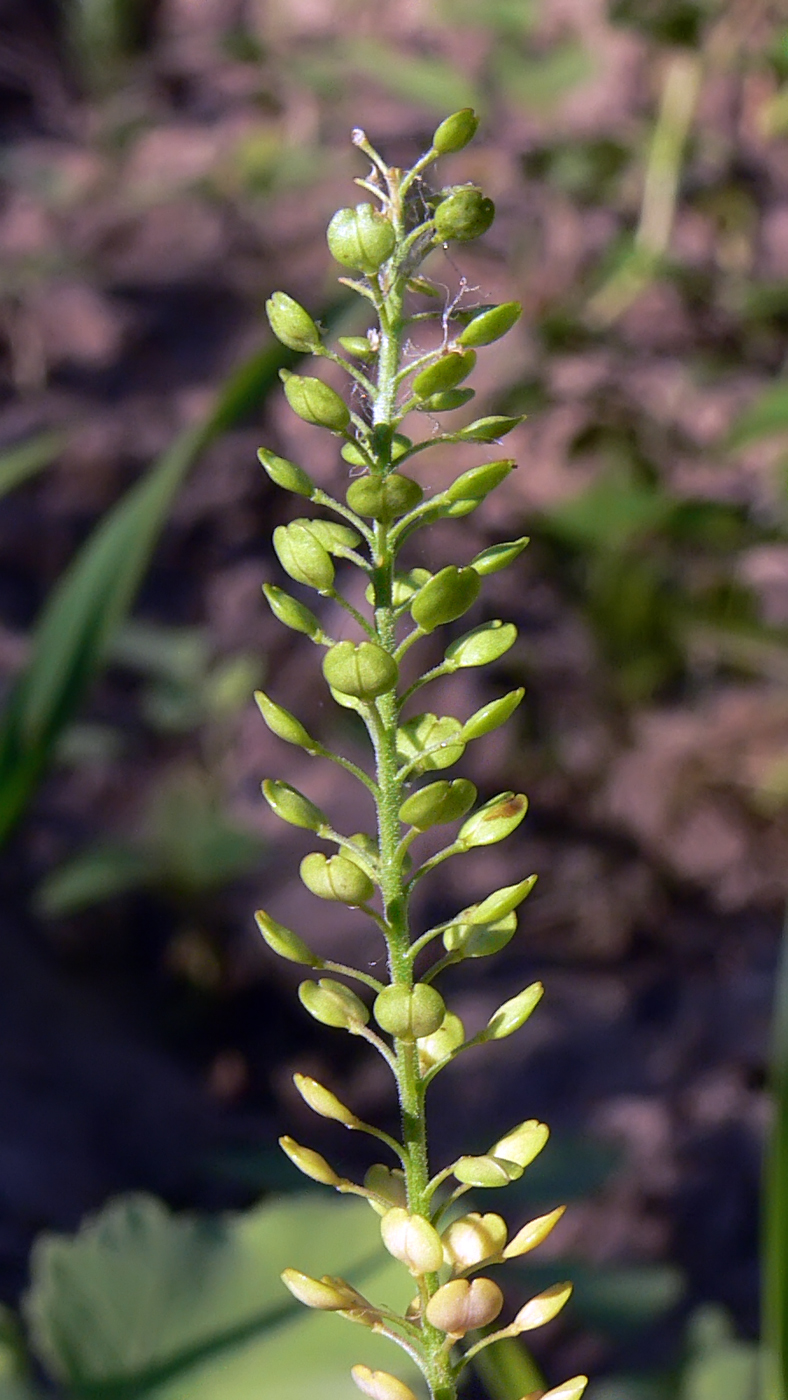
[491,1120,550,1170]
[364,1164,407,1214]
[279,1136,342,1186]
[442,1213,507,1271]
[425,1277,504,1336]
[281,1268,360,1310]
[293,1074,359,1127]
[513,1281,573,1332]
[537,1376,588,1400]
[503,1206,566,1260]
[381,1207,444,1276]
[351,1364,419,1400]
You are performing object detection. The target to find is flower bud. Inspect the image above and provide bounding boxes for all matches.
[280,370,350,432]
[453,1155,523,1187]
[443,910,517,959]
[397,712,465,773]
[413,350,476,400]
[374,984,446,1039]
[540,1377,588,1400]
[399,778,476,830]
[410,566,480,632]
[257,447,315,498]
[273,522,335,592]
[492,1120,549,1169]
[485,982,544,1040]
[457,301,522,347]
[266,292,321,352]
[425,1277,503,1335]
[420,388,476,414]
[457,792,529,848]
[434,187,495,242]
[503,1206,566,1260]
[513,1282,573,1333]
[352,1366,418,1400]
[262,778,328,832]
[346,473,423,521]
[293,1073,359,1126]
[417,1010,465,1071]
[364,1164,407,1213]
[299,977,370,1030]
[279,1136,342,1186]
[471,537,529,576]
[381,1207,444,1275]
[445,459,514,504]
[255,690,315,750]
[282,1268,361,1310]
[442,1213,507,1271]
[453,415,524,442]
[263,584,324,641]
[323,641,398,699]
[339,335,377,361]
[255,908,323,966]
[445,620,517,669]
[327,204,396,273]
[432,108,479,154]
[461,690,525,742]
[300,852,375,905]
[470,876,537,924]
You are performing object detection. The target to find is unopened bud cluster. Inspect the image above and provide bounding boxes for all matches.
[254,110,585,1400]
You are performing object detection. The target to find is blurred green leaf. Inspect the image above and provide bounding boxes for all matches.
[35,844,151,918]
[538,472,676,551]
[345,39,480,113]
[680,1308,758,1400]
[495,41,594,112]
[472,1335,543,1400]
[727,384,788,449]
[440,0,537,32]
[0,432,64,502]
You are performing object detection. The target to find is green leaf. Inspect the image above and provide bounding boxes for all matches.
[680,1307,759,1400]
[24,1193,424,1399]
[345,38,480,113]
[538,472,676,552]
[727,383,788,448]
[0,432,64,502]
[495,41,594,112]
[472,1335,543,1400]
[34,844,152,918]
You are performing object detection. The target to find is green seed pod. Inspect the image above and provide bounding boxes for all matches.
[457,792,528,847]
[374,983,446,1040]
[322,640,398,699]
[280,370,350,432]
[492,1119,550,1169]
[453,415,524,442]
[513,1282,573,1333]
[254,909,324,967]
[412,350,476,400]
[434,186,495,242]
[366,567,431,609]
[470,876,537,924]
[410,566,480,632]
[342,433,411,467]
[263,585,325,642]
[299,977,370,1030]
[425,1277,504,1335]
[273,522,335,592]
[265,291,321,352]
[432,108,480,155]
[279,1135,342,1187]
[442,910,517,959]
[442,1212,507,1271]
[327,203,396,274]
[352,1364,419,1400]
[418,388,475,413]
[282,1268,362,1311]
[417,1010,465,1072]
[346,473,423,521]
[457,301,522,347]
[396,712,465,773]
[262,778,328,832]
[445,459,515,503]
[300,852,375,905]
[471,536,529,576]
[398,777,476,830]
[364,1164,408,1213]
[255,690,315,750]
[303,518,361,554]
[257,448,315,498]
[338,335,377,360]
[461,689,525,742]
[445,620,517,669]
[453,1154,523,1188]
[380,1207,444,1275]
[293,1073,359,1127]
[485,981,544,1040]
[503,1205,566,1260]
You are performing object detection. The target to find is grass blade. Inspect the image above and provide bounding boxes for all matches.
[0,431,65,502]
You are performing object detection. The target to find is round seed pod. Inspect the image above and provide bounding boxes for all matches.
[457,792,528,848]
[298,977,369,1030]
[265,291,321,352]
[258,448,315,498]
[410,566,480,632]
[327,204,396,273]
[262,778,328,832]
[425,1277,504,1336]
[281,371,350,431]
[445,459,514,503]
[442,910,517,960]
[338,335,377,360]
[380,1208,444,1276]
[374,984,446,1039]
[273,522,335,592]
[442,1213,507,1271]
[346,473,423,521]
[434,187,495,242]
[416,1010,465,1072]
[412,350,476,400]
[300,852,375,905]
[398,778,476,830]
[432,108,479,154]
[322,640,398,699]
[342,433,412,467]
[262,585,324,641]
[457,301,522,347]
[364,1164,408,1212]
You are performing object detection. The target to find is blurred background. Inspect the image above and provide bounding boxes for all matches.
[1,0,788,1396]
